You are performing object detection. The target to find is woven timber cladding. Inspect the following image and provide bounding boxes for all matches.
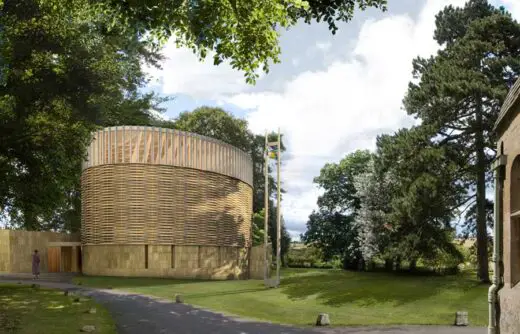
[81,126,253,248]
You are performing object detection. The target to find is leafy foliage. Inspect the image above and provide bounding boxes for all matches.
[302,150,372,269]
[403,0,520,282]
[164,107,290,260]
[94,0,387,83]
[0,0,164,230]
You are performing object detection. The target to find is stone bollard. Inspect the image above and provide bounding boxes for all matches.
[316,313,330,326]
[80,325,96,332]
[454,311,469,326]
[175,294,184,303]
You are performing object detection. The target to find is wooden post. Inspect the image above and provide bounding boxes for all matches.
[276,128,281,286]
[264,131,269,282]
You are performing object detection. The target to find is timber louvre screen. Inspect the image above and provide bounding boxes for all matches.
[81,126,253,247]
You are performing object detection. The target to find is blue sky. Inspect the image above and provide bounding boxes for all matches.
[144,0,520,239]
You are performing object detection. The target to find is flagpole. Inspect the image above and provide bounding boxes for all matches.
[264,131,269,283]
[276,128,281,286]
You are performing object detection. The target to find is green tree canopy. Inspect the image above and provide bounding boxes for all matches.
[403,0,520,282]
[0,0,164,230]
[164,106,291,259]
[93,0,387,83]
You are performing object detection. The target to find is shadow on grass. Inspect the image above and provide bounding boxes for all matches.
[75,275,208,289]
[185,287,266,299]
[279,269,485,308]
[0,284,115,334]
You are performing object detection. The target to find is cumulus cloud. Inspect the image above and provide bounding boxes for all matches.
[144,45,251,99]
[500,0,520,18]
[227,0,467,235]
[146,0,519,238]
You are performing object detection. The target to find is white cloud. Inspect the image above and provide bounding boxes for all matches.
[316,41,332,52]
[500,0,520,18]
[225,0,469,234]
[145,44,251,99]
[147,0,520,238]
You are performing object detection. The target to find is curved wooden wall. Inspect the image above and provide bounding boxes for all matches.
[81,126,253,248]
[82,126,253,186]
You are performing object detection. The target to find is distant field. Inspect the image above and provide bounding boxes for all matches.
[74,268,488,327]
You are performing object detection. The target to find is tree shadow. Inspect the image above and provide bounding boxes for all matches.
[278,269,479,307]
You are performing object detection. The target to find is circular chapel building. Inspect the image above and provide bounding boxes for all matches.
[80,126,253,279]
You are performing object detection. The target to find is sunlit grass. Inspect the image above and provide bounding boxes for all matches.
[74,268,489,327]
[0,284,116,334]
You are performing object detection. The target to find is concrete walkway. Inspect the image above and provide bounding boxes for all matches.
[0,279,487,334]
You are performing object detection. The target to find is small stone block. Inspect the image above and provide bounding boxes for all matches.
[264,278,279,288]
[316,313,330,326]
[80,325,96,332]
[175,294,184,303]
[86,308,96,314]
[454,311,468,326]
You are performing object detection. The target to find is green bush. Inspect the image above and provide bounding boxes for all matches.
[287,245,334,269]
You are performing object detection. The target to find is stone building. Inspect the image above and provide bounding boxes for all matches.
[491,78,520,334]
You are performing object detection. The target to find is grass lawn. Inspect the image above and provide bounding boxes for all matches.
[73,268,489,327]
[0,283,116,334]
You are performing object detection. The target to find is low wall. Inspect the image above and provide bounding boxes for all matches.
[82,245,250,279]
[0,230,80,273]
[500,284,520,334]
[249,244,271,279]
[0,230,10,272]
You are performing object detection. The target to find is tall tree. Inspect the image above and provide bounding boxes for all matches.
[302,150,373,269]
[0,0,164,230]
[403,0,520,282]
[168,107,290,258]
[374,126,465,268]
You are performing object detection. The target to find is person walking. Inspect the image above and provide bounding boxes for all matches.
[32,249,40,279]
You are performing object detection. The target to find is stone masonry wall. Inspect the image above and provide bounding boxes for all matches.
[249,244,271,279]
[497,103,520,334]
[82,245,249,280]
[0,230,10,272]
[0,230,80,273]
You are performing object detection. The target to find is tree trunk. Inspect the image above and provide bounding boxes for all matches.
[395,257,402,271]
[384,259,393,271]
[475,101,490,283]
[409,259,417,272]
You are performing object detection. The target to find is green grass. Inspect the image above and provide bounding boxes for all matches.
[0,284,116,334]
[73,268,489,327]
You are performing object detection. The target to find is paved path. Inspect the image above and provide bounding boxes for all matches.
[0,279,486,334]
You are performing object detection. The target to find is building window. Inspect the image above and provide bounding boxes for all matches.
[171,245,175,268]
[145,245,149,269]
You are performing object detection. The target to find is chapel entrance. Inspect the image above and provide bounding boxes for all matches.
[47,242,82,273]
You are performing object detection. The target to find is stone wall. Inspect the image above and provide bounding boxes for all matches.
[0,230,80,273]
[497,101,520,334]
[249,244,271,279]
[82,245,250,279]
[0,230,10,272]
